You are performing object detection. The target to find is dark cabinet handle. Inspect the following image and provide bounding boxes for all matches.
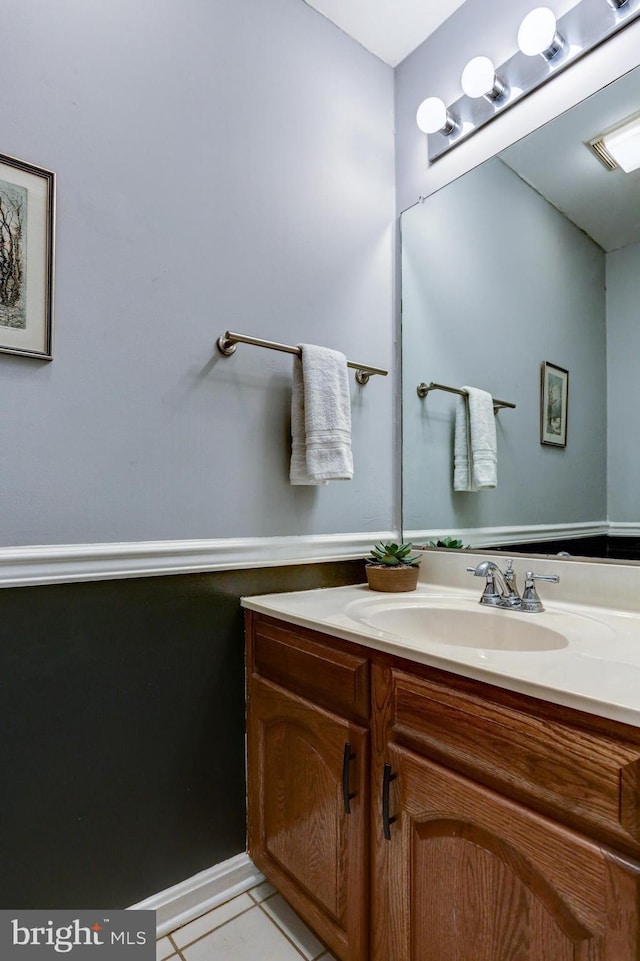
[342,741,356,814]
[382,762,397,840]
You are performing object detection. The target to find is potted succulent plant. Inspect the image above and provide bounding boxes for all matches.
[427,537,469,549]
[365,541,422,592]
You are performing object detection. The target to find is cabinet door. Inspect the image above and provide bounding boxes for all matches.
[248,675,369,961]
[372,745,640,961]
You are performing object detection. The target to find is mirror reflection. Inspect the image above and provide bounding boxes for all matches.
[401,65,640,561]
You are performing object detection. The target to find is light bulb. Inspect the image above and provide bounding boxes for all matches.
[518,7,565,60]
[460,56,507,101]
[416,97,456,135]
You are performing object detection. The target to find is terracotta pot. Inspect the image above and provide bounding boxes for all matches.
[366,564,419,593]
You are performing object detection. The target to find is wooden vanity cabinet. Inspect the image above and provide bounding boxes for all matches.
[372,662,640,960]
[245,612,370,961]
[246,612,640,961]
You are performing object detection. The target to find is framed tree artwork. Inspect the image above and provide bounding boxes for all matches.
[0,153,55,359]
[540,361,568,448]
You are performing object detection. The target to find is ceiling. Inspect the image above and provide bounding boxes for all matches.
[302,0,468,67]
[302,0,640,251]
[500,64,640,252]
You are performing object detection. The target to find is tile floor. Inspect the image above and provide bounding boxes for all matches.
[156,881,337,961]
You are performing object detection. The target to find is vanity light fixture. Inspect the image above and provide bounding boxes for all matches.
[517,7,565,60]
[416,97,457,135]
[416,0,640,164]
[461,56,508,102]
[588,111,640,172]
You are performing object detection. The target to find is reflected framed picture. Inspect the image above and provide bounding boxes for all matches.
[0,152,55,360]
[540,361,568,447]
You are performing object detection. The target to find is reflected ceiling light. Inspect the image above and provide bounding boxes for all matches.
[607,0,630,8]
[416,97,457,135]
[517,7,565,60]
[461,56,508,101]
[588,111,640,172]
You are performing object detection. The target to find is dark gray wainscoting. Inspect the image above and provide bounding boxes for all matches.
[494,535,640,561]
[0,559,365,909]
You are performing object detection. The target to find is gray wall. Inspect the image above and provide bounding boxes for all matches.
[402,158,607,534]
[0,0,395,547]
[606,242,640,524]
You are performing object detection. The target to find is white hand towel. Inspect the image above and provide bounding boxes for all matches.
[290,352,327,485]
[289,344,353,485]
[454,387,497,491]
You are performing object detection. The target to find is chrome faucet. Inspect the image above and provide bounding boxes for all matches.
[467,559,522,609]
[467,559,559,613]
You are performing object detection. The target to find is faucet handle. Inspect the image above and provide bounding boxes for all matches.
[525,571,560,585]
[522,571,559,613]
[501,559,522,606]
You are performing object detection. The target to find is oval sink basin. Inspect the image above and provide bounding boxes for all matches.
[347,600,569,652]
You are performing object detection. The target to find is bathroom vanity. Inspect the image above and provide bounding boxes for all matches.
[243,552,640,961]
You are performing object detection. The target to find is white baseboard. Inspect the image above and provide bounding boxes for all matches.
[0,531,394,588]
[128,852,265,938]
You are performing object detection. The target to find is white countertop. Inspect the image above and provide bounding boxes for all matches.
[242,550,640,728]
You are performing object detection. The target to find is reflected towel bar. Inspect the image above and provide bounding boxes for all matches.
[417,381,516,412]
[217,330,388,385]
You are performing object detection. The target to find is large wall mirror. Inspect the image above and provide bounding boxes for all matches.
[401,64,640,561]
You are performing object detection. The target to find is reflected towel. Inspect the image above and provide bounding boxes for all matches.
[290,343,353,485]
[453,386,497,491]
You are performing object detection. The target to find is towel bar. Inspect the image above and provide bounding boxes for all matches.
[217,330,388,385]
[417,381,516,412]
